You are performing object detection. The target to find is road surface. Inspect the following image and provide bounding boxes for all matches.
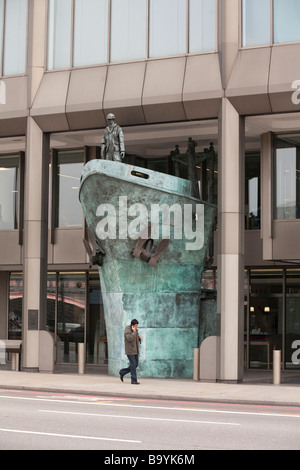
[0,389,299,451]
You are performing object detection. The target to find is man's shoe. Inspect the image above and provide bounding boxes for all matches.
[119,372,124,382]
[131,381,140,385]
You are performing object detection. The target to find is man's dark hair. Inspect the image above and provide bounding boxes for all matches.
[131,319,139,326]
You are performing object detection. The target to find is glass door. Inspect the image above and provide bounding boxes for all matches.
[56,272,85,363]
[86,273,107,365]
[248,270,283,369]
[286,269,300,369]
[8,273,23,340]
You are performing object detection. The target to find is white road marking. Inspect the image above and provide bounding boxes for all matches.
[39,408,240,426]
[0,427,141,443]
[0,394,300,419]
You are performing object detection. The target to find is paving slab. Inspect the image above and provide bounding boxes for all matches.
[0,370,300,407]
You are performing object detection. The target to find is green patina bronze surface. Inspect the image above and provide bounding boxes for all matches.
[79,159,216,378]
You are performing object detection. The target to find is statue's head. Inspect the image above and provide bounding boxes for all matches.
[106,113,115,122]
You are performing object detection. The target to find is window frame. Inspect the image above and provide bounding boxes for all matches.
[188,0,218,55]
[273,0,300,45]
[273,132,300,222]
[46,0,218,71]
[109,0,148,63]
[0,151,24,235]
[240,0,300,49]
[50,147,85,238]
[0,0,28,77]
[240,0,273,49]
[46,0,73,71]
[73,0,109,67]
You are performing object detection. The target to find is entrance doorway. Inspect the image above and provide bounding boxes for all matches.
[245,268,300,370]
[46,271,107,366]
[247,269,282,369]
[87,272,106,365]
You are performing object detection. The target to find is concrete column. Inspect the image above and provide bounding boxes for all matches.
[22,117,49,370]
[27,0,48,108]
[21,1,49,371]
[217,98,245,383]
[218,0,239,89]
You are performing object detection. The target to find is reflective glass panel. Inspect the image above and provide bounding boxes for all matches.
[57,150,84,228]
[56,273,85,363]
[286,269,300,369]
[149,0,186,57]
[47,273,56,334]
[274,134,300,220]
[8,273,23,340]
[86,273,106,365]
[110,0,146,62]
[245,153,260,230]
[47,0,72,70]
[189,0,216,53]
[3,0,27,75]
[274,0,300,44]
[201,269,215,291]
[73,0,108,67]
[0,155,19,230]
[249,270,283,369]
[242,0,271,47]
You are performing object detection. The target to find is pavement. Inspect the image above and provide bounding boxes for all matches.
[1,367,300,407]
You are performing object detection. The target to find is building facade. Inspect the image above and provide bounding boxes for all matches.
[0,0,300,381]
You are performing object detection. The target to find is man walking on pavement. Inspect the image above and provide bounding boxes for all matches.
[119,319,141,385]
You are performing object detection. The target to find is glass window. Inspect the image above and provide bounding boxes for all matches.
[56,272,85,363]
[0,155,19,230]
[189,0,216,53]
[149,0,186,58]
[56,150,84,228]
[3,0,27,75]
[274,134,300,220]
[245,153,260,230]
[110,0,146,62]
[46,272,56,334]
[73,0,108,67]
[8,273,23,340]
[274,0,300,44]
[47,0,72,70]
[242,0,271,47]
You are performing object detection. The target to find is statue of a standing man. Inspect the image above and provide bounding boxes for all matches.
[101,113,125,162]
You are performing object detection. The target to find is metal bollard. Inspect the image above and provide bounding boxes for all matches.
[273,350,281,385]
[11,353,16,371]
[193,348,200,381]
[0,341,6,366]
[11,353,19,371]
[78,343,86,374]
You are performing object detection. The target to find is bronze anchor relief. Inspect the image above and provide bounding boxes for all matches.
[131,224,170,266]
